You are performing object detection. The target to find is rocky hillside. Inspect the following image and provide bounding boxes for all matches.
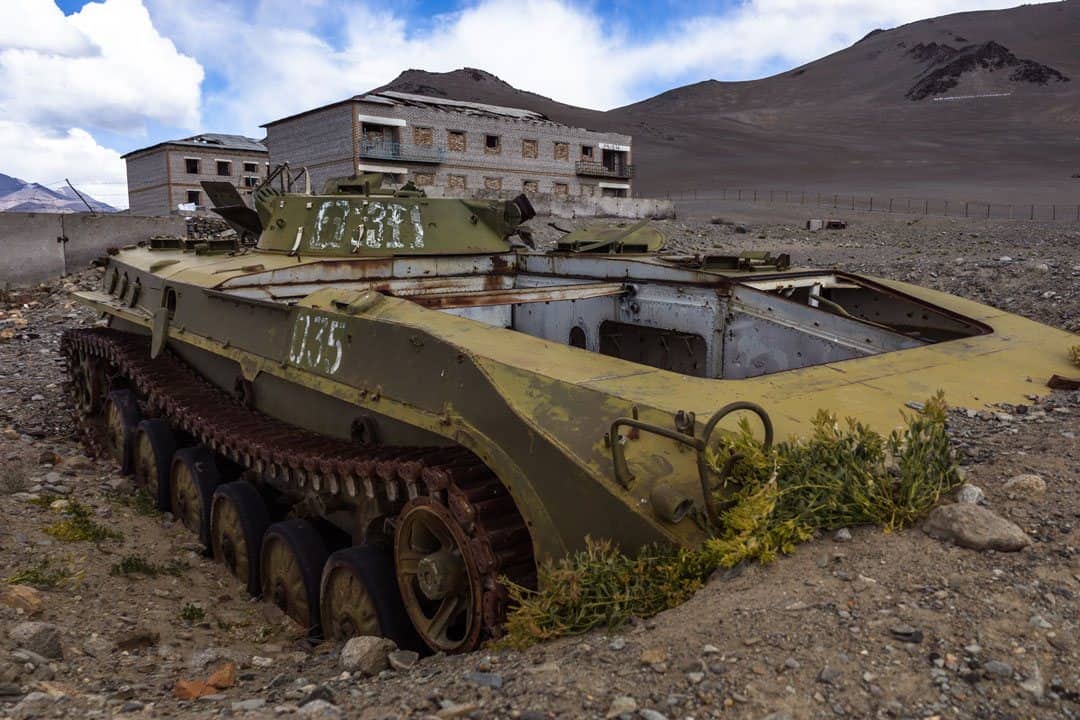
[377,2,1080,201]
[0,174,115,214]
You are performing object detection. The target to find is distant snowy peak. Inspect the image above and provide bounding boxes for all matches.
[0,173,116,213]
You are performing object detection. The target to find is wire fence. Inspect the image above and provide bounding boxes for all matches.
[664,187,1080,223]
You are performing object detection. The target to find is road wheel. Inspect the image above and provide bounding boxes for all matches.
[210,481,270,597]
[321,545,416,647]
[395,498,482,653]
[260,519,328,636]
[103,389,140,474]
[133,419,176,510]
[170,446,220,550]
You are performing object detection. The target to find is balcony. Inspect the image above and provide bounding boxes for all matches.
[359,140,445,164]
[575,160,633,179]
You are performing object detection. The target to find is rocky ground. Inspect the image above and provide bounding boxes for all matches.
[1,210,1077,720]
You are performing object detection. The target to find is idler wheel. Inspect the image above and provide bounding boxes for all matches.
[72,351,107,417]
[394,498,482,653]
[103,389,141,474]
[260,519,328,636]
[320,545,416,647]
[133,419,177,510]
[211,481,270,597]
[169,446,220,550]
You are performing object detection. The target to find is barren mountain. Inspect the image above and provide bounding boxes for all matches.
[379,2,1080,202]
[0,174,116,214]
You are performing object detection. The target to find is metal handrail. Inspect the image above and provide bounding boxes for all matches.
[575,160,634,179]
[359,140,445,164]
[609,401,773,529]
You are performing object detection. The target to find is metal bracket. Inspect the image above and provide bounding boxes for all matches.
[610,401,773,529]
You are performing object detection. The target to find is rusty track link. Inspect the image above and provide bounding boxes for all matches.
[61,326,534,644]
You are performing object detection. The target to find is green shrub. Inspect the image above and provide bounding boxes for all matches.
[501,393,961,648]
[7,559,72,589]
[44,501,122,542]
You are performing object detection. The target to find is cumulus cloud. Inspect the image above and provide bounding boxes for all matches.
[0,0,204,133]
[0,121,128,206]
[0,0,205,208]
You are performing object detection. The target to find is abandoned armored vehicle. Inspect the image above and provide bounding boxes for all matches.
[64,168,1077,652]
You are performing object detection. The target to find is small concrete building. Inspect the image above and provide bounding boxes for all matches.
[262,91,633,200]
[123,134,268,215]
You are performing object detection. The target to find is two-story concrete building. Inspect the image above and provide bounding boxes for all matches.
[261,91,632,200]
[123,134,268,215]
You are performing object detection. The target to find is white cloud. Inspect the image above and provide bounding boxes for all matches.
[0,0,97,56]
[0,0,204,133]
[0,121,127,206]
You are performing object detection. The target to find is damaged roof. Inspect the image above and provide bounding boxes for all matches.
[122,133,267,159]
[262,90,555,128]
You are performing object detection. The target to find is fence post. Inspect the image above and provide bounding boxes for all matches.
[924,199,929,215]
[1052,205,1056,221]
[1030,205,1034,220]
[964,202,969,217]
[801,192,805,205]
[888,198,893,213]
[986,204,990,218]
[869,197,873,212]
[944,201,948,216]
[754,190,758,202]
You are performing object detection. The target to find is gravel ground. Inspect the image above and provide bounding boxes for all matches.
[0,212,1077,720]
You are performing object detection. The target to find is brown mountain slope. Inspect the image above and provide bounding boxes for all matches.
[379,2,1080,202]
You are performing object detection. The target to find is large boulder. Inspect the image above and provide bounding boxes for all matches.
[923,504,1030,552]
[340,636,396,675]
[9,622,63,660]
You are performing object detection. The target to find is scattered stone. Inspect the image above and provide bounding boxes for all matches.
[9,621,63,659]
[639,647,667,666]
[1020,663,1044,699]
[251,655,274,668]
[817,666,842,684]
[922,504,1031,551]
[1002,473,1046,495]
[10,691,53,720]
[954,483,985,505]
[116,629,159,652]
[609,637,626,651]
[463,670,503,689]
[607,696,637,719]
[232,698,267,712]
[300,685,335,706]
[1,585,44,615]
[833,528,852,543]
[297,699,344,719]
[387,650,419,671]
[983,660,1013,678]
[1029,614,1052,629]
[639,709,668,720]
[340,636,396,675]
[889,625,924,644]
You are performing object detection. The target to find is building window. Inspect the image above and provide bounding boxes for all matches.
[184,158,200,174]
[216,160,231,176]
[581,145,594,159]
[413,171,435,186]
[553,182,569,198]
[521,139,538,159]
[243,176,259,188]
[447,174,467,190]
[243,161,258,173]
[484,177,502,191]
[413,127,434,146]
[186,190,200,205]
[522,180,538,194]
[447,130,466,153]
[553,142,569,161]
[484,134,501,154]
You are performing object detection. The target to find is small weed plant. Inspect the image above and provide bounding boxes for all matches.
[112,488,159,516]
[181,603,206,623]
[7,559,72,589]
[44,500,122,543]
[501,393,962,648]
[110,554,188,578]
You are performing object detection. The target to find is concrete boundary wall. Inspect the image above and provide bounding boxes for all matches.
[1,212,186,286]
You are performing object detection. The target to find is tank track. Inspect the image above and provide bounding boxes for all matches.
[60,326,535,642]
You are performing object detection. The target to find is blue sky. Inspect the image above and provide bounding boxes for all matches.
[0,0,1035,208]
